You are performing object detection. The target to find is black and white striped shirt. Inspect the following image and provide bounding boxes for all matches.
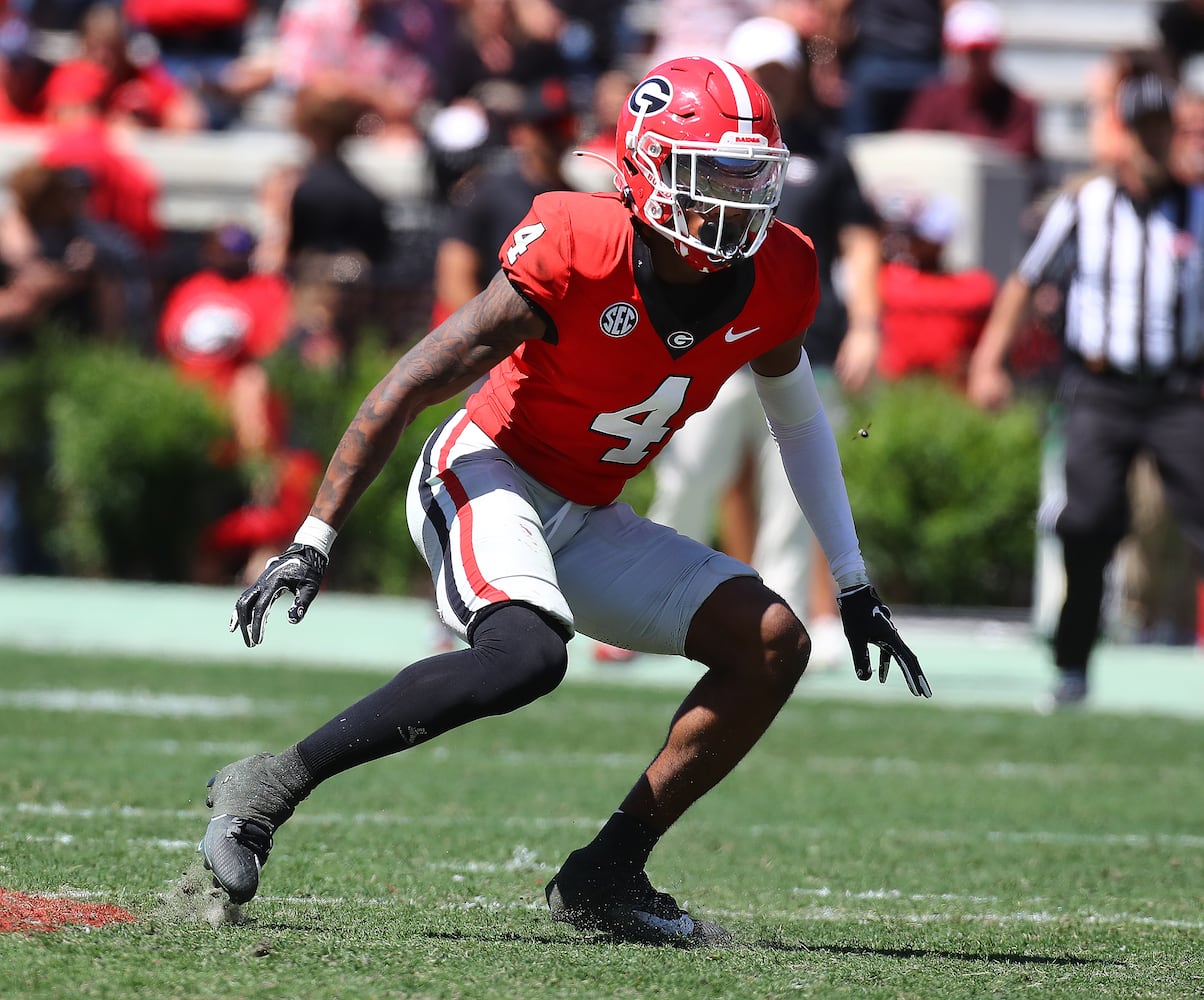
[1018,174,1204,375]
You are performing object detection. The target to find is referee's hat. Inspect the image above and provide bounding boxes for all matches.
[1117,73,1174,128]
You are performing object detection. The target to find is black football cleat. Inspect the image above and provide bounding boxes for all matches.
[546,847,732,947]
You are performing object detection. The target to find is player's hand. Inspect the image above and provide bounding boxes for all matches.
[229,543,328,648]
[835,584,931,697]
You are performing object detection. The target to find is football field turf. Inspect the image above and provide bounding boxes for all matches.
[0,580,1201,999]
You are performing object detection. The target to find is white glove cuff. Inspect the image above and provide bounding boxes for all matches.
[294,516,337,557]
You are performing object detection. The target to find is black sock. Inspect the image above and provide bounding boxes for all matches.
[584,811,661,871]
[296,603,567,783]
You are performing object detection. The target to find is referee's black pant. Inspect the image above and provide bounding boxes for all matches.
[1053,367,1204,671]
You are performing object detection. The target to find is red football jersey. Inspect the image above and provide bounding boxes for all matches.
[466,191,819,506]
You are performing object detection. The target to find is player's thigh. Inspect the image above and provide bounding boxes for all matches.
[407,415,573,639]
[555,502,757,656]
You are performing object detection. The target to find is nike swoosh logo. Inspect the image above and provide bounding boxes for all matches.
[724,326,760,343]
[633,909,696,938]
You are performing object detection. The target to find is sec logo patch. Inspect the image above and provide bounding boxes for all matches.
[600,302,639,338]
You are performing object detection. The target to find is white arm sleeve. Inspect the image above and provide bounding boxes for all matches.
[753,351,869,591]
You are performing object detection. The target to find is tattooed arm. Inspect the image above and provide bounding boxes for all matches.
[309,270,546,529]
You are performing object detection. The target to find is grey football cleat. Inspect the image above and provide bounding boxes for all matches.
[197,749,311,904]
[199,813,273,904]
[546,848,732,947]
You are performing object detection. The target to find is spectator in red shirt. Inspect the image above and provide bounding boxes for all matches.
[43,2,205,131]
[41,60,164,252]
[878,193,997,384]
[900,0,1043,189]
[159,223,292,382]
[159,222,319,585]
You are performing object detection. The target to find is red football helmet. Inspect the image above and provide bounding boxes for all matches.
[615,56,789,272]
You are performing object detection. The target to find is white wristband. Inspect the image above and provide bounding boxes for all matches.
[293,516,337,557]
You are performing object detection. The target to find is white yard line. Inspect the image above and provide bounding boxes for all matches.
[0,689,267,718]
[6,802,1203,850]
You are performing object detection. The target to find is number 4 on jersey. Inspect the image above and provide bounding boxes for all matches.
[590,376,691,464]
[505,222,546,265]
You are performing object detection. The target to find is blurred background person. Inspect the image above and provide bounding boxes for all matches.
[222,0,441,143]
[275,83,394,368]
[0,15,51,125]
[876,192,996,384]
[1087,47,1176,170]
[123,0,257,130]
[0,160,130,579]
[436,0,565,107]
[900,0,1043,194]
[649,15,883,668]
[837,0,949,135]
[39,57,165,259]
[158,221,319,585]
[429,77,576,326]
[967,73,1204,709]
[0,159,149,342]
[43,2,205,131]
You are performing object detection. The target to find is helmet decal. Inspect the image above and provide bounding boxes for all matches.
[628,76,673,117]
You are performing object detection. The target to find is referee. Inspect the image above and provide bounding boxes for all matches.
[968,72,1204,708]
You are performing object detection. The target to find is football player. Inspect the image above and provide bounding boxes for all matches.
[205,55,931,946]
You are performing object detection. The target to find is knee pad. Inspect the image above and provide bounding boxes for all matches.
[469,602,570,711]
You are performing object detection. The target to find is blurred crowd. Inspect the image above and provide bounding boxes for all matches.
[0,0,1201,649]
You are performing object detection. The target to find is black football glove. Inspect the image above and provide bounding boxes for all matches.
[229,543,328,648]
[835,584,931,698]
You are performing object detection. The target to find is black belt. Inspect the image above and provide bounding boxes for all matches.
[1066,359,1204,397]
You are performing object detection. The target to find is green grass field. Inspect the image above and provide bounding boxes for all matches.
[1,645,1201,999]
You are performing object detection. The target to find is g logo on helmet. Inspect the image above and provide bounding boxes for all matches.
[667,331,695,350]
[600,302,639,338]
[628,76,672,116]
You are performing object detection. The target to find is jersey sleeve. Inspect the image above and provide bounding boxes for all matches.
[1017,191,1078,286]
[497,193,572,311]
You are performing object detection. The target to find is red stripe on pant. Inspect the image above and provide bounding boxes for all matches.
[436,412,510,605]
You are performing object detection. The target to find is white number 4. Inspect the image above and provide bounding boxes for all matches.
[505,222,546,265]
[591,376,691,464]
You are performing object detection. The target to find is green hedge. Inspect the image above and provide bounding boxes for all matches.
[837,378,1043,607]
[0,337,238,579]
[1,340,1043,606]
